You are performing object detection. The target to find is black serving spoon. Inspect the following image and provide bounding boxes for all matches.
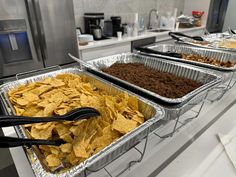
[136,47,182,58]
[0,107,100,128]
[169,32,204,41]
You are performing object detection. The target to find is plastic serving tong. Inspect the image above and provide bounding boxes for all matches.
[0,107,100,148]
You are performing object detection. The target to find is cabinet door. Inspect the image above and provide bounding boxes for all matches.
[81,42,131,61]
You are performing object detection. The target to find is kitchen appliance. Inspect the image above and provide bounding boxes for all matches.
[0,0,78,80]
[111,16,123,37]
[103,20,113,37]
[206,0,229,33]
[84,13,104,37]
[91,25,102,40]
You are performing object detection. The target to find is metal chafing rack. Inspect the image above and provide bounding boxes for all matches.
[84,53,221,104]
[70,53,222,138]
[145,44,236,72]
[0,66,165,177]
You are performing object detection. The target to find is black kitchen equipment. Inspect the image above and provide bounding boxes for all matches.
[228,27,236,35]
[111,16,124,37]
[135,47,182,58]
[103,20,113,37]
[84,13,104,36]
[0,107,100,148]
[169,32,204,41]
[0,137,65,148]
[0,107,100,128]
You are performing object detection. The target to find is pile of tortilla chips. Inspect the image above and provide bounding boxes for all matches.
[8,73,145,170]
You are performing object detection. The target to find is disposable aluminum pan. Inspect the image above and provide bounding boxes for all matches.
[177,35,236,53]
[0,66,164,177]
[86,53,222,105]
[145,44,236,72]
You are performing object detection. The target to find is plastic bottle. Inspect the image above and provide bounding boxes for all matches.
[133,13,139,36]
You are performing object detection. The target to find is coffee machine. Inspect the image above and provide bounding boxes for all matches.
[84,13,104,40]
[111,16,123,37]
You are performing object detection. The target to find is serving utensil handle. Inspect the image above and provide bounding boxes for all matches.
[0,136,64,148]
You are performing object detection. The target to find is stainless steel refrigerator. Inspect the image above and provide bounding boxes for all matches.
[0,0,78,80]
[206,0,229,33]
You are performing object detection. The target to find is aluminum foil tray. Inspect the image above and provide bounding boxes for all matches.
[178,34,236,53]
[145,44,236,72]
[0,66,164,177]
[87,53,222,105]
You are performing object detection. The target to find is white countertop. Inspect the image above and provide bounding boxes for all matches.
[3,77,236,177]
[78,26,205,50]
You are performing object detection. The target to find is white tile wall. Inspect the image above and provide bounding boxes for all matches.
[73,0,185,32]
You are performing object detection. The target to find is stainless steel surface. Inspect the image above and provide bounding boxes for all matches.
[32,0,47,61]
[145,44,236,72]
[148,9,158,30]
[25,0,43,62]
[0,0,79,79]
[0,0,44,77]
[91,27,102,40]
[206,0,229,33]
[8,33,19,50]
[0,19,27,33]
[0,66,164,177]
[86,53,222,104]
[33,0,78,66]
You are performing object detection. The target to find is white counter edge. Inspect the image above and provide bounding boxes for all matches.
[78,26,205,50]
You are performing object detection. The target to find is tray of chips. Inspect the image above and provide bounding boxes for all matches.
[144,44,236,72]
[86,53,221,105]
[0,66,164,177]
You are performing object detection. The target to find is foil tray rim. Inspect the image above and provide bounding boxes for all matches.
[145,43,236,72]
[87,53,222,105]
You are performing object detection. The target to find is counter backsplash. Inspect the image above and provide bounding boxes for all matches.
[73,0,185,32]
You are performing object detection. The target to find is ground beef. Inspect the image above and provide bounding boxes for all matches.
[102,63,202,99]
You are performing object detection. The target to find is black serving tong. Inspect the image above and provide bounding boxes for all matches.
[135,47,182,58]
[169,31,204,41]
[0,107,100,127]
[0,107,100,148]
[228,27,236,35]
[0,137,65,148]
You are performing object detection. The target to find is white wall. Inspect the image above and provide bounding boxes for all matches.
[223,0,236,31]
[183,0,211,25]
[73,0,185,31]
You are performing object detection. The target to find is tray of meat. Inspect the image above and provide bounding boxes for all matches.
[142,44,236,72]
[81,53,222,106]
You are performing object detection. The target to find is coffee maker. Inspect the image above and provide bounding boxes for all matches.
[84,13,104,40]
[111,16,124,37]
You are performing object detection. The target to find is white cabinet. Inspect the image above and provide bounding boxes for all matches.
[80,42,131,61]
[78,27,205,61]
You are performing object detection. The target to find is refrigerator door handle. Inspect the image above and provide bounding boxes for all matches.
[24,0,43,62]
[33,0,48,61]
